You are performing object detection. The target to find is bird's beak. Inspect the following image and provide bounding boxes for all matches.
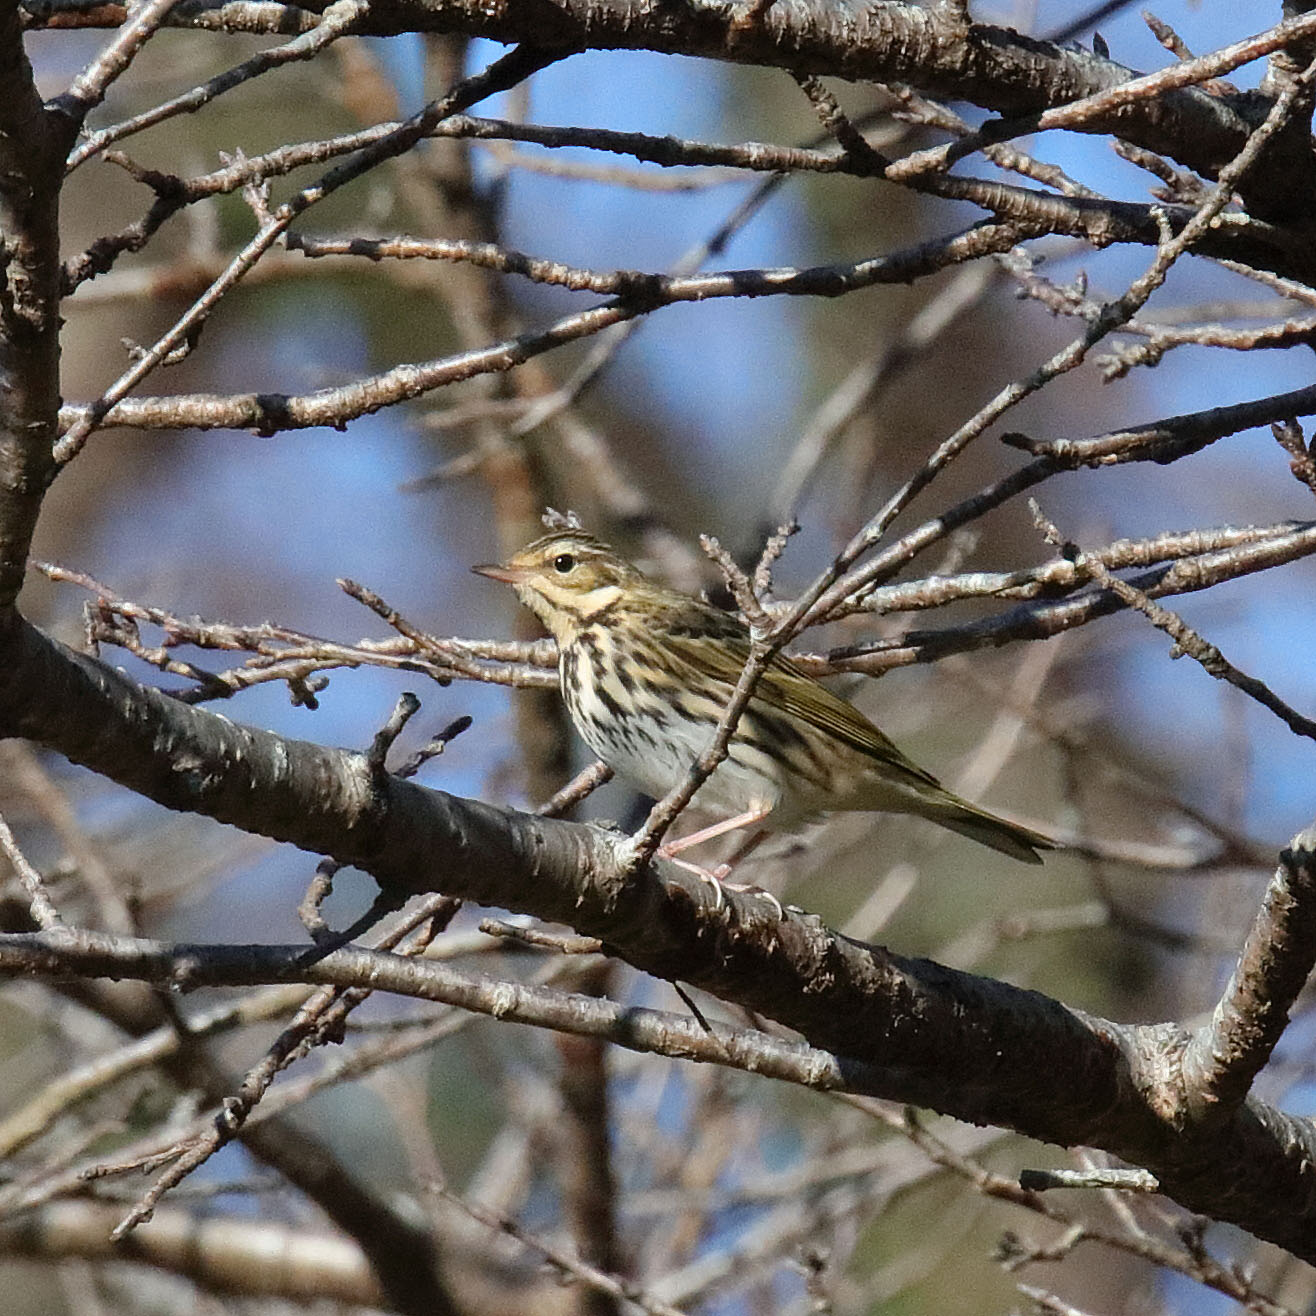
[471,562,532,585]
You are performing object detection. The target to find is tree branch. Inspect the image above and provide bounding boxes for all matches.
[29,0,1308,204]
[0,4,74,604]
[57,223,1026,437]
[4,609,1316,1261]
[1180,824,1316,1123]
[0,1199,384,1307]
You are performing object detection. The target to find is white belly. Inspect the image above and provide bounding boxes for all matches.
[561,648,785,819]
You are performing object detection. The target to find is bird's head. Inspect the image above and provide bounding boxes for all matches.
[472,531,647,642]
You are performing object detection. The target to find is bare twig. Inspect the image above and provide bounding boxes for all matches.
[0,810,63,929]
[535,760,614,818]
[109,892,461,1236]
[434,1184,691,1316]
[1032,502,1316,743]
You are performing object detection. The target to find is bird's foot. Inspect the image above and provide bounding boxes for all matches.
[661,852,727,911]
[659,850,784,919]
[721,878,785,919]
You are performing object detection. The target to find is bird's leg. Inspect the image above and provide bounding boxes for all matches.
[658,806,773,856]
[663,855,727,910]
[709,827,769,879]
[658,808,783,917]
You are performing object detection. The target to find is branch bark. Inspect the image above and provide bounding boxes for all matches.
[31,0,1308,205]
[3,609,1316,1261]
[1180,825,1316,1122]
[0,5,74,604]
[0,1200,384,1307]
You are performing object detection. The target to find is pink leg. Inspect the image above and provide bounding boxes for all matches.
[659,810,783,918]
[665,854,729,910]
[714,827,770,876]
[658,806,774,856]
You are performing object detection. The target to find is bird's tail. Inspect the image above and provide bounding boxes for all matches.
[915,790,1056,865]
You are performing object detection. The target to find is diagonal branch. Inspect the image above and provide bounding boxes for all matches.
[1181,823,1316,1123]
[49,0,182,125]
[1032,507,1316,743]
[56,223,1027,438]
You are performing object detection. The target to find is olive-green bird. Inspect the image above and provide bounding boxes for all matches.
[474,530,1055,865]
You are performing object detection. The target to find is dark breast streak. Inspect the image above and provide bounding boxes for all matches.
[561,621,834,807]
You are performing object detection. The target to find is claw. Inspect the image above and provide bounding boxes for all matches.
[662,852,726,911]
[723,880,785,920]
[659,833,784,918]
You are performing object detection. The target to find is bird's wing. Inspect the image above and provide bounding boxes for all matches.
[663,615,941,789]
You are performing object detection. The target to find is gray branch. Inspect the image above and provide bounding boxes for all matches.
[27,0,1308,208]
[4,610,1316,1261]
[1180,825,1316,1122]
[0,7,74,604]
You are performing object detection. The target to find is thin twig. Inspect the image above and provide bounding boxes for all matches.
[0,811,63,929]
[1032,501,1316,744]
[433,1184,692,1316]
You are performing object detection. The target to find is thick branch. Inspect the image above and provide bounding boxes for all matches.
[29,0,1304,203]
[0,6,75,604]
[0,1200,384,1307]
[357,0,1316,206]
[3,610,1316,1259]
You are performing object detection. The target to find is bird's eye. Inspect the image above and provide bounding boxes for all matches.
[552,554,576,574]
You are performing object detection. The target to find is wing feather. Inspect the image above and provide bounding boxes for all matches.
[661,612,940,789]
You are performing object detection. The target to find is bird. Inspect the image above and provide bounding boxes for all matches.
[473,529,1055,875]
